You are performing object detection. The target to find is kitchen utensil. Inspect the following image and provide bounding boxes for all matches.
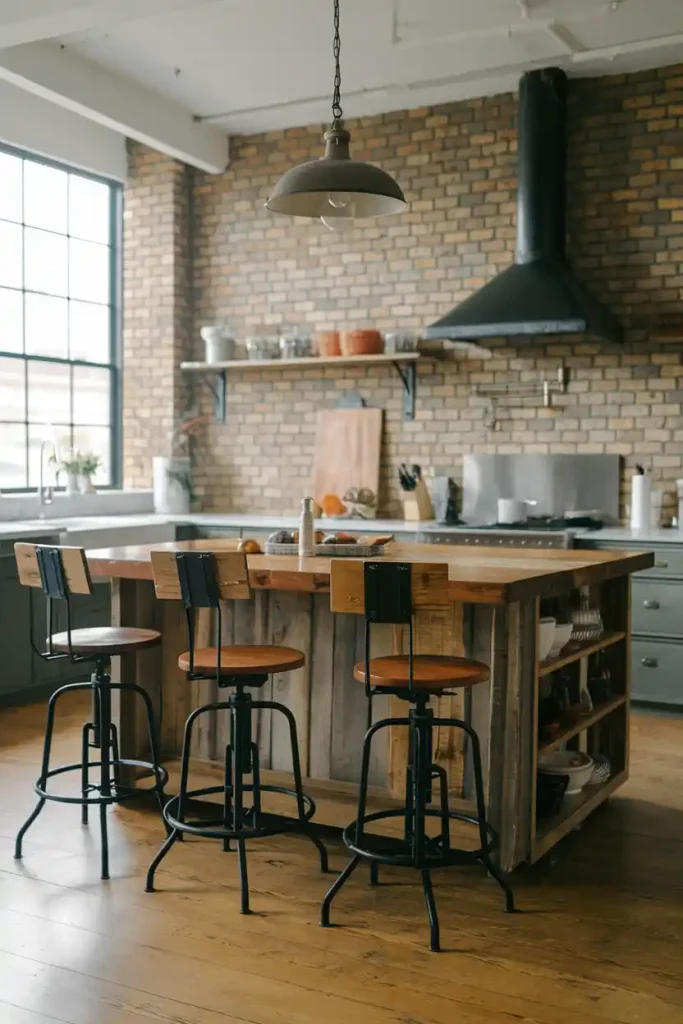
[314,330,341,357]
[538,751,594,795]
[570,594,604,642]
[201,324,234,363]
[497,497,536,524]
[538,616,556,661]
[245,336,279,361]
[312,408,382,509]
[280,333,313,359]
[384,331,419,354]
[399,464,416,491]
[630,464,651,531]
[339,329,383,356]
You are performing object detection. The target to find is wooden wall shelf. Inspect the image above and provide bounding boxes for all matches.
[180,352,442,423]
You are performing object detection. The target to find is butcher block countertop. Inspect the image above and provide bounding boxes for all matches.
[85,539,654,605]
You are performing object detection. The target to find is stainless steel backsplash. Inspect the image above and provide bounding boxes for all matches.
[462,454,620,524]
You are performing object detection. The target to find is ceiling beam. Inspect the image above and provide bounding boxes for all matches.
[0,0,212,49]
[0,39,228,173]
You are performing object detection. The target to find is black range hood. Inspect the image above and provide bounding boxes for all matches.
[426,68,623,344]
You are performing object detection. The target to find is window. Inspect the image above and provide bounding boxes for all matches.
[0,145,121,490]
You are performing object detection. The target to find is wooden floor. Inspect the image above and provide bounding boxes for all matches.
[0,698,682,1024]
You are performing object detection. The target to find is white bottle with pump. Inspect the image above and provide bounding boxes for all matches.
[299,496,314,557]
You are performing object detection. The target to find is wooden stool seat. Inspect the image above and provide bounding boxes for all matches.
[353,654,490,691]
[178,644,305,676]
[49,626,161,656]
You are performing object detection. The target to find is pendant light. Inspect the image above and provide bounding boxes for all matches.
[265,0,406,228]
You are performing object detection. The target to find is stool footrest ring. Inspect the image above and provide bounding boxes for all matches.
[342,807,498,867]
[163,784,316,840]
[34,759,169,806]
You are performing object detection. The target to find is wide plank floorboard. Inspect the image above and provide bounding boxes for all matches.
[0,697,681,1024]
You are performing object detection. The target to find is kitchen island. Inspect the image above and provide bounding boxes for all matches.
[86,539,652,871]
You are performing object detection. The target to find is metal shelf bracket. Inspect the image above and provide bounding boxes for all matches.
[393,360,416,420]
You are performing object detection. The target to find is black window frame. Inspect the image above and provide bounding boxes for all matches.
[0,141,122,492]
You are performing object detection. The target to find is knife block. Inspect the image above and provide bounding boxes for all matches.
[402,479,434,521]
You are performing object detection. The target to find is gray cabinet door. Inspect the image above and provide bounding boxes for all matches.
[632,580,683,638]
[0,554,33,696]
[632,638,683,705]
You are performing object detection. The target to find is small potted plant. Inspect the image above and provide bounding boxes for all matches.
[77,451,101,494]
[58,452,82,496]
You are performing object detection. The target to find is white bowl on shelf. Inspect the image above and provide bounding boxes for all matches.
[538,617,556,661]
[538,751,594,795]
[548,622,573,658]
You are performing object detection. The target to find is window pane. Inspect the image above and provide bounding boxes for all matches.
[69,175,110,243]
[24,293,68,359]
[24,161,68,234]
[0,221,22,288]
[69,239,109,303]
[0,153,22,223]
[25,227,68,296]
[0,287,23,353]
[73,365,110,425]
[27,360,70,423]
[27,424,67,489]
[0,356,26,420]
[69,300,109,363]
[0,422,26,488]
[72,425,111,485]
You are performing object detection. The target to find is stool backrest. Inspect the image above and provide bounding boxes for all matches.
[14,542,92,661]
[150,549,250,680]
[330,560,450,699]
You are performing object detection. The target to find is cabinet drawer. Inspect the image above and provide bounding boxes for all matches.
[634,547,683,578]
[632,580,683,637]
[632,638,683,705]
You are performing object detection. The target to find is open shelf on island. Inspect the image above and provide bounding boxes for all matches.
[538,695,627,755]
[534,770,628,860]
[539,630,626,678]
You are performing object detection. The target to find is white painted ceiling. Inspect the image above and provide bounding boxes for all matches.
[51,0,683,134]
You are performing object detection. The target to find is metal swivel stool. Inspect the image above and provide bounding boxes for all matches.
[13,543,169,880]
[145,548,328,911]
[320,559,516,951]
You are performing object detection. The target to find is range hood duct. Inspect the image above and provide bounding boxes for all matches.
[426,68,623,344]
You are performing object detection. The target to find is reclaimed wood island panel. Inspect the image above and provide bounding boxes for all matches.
[86,540,653,871]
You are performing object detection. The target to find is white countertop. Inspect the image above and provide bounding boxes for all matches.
[0,512,425,542]
[2,511,682,545]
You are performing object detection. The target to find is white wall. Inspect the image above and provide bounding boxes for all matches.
[0,78,127,180]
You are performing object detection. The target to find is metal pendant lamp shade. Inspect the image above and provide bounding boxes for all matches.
[265,0,406,224]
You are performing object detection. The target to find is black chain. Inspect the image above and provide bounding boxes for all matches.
[331,0,342,125]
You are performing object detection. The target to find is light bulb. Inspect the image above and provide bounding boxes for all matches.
[326,192,352,209]
[321,215,354,232]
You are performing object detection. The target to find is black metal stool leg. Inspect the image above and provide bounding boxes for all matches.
[237,837,250,914]
[422,869,441,952]
[320,854,361,927]
[98,680,112,880]
[432,764,450,850]
[369,861,379,886]
[81,722,93,826]
[145,700,200,891]
[15,684,61,859]
[223,742,233,852]
[109,722,121,793]
[465,720,516,914]
[145,829,181,892]
[122,682,169,832]
[268,700,328,873]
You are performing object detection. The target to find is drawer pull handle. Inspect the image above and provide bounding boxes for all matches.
[641,657,658,668]
[643,600,660,609]
[654,560,669,568]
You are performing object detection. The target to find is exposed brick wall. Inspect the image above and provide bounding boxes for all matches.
[124,66,683,519]
[122,143,192,489]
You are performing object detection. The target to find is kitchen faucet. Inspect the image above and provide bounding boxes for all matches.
[38,440,57,507]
